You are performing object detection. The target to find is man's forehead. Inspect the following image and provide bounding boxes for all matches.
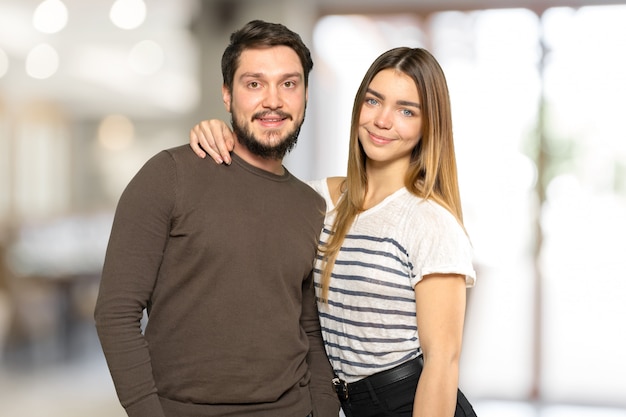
[236,46,303,76]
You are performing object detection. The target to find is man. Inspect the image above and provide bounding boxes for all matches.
[94,20,340,417]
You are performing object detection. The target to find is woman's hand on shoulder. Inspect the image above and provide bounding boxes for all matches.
[189,119,235,164]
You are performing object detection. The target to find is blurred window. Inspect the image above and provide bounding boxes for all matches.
[312,5,626,408]
[13,103,71,222]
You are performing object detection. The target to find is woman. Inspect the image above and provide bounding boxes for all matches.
[190,47,477,417]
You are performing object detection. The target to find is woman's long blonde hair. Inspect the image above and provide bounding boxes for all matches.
[319,47,465,302]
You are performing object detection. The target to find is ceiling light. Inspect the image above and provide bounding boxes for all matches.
[98,114,135,151]
[26,43,59,79]
[110,0,146,30]
[33,0,68,34]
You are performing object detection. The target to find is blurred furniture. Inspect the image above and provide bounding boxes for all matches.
[1,214,111,365]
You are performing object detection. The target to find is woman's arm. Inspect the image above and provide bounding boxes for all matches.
[413,273,467,417]
[189,119,235,164]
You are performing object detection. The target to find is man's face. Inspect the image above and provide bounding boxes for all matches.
[223,46,308,160]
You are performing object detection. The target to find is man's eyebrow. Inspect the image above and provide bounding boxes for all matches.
[366,88,420,108]
[282,72,304,80]
[239,72,303,80]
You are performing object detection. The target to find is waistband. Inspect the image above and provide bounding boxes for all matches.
[333,355,423,401]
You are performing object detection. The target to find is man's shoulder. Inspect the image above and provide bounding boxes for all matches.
[290,176,323,198]
[162,144,197,159]
[143,144,193,165]
[136,145,222,186]
[158,144,221,170]
[291,178,326,216]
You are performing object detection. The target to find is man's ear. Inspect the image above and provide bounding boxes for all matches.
[222,85,231,112]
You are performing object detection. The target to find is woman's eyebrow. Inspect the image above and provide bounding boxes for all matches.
[397,99,421,109]
[366,88,420,108]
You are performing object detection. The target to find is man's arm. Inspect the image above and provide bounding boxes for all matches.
[94,151,176,417]
[301,271,341,417]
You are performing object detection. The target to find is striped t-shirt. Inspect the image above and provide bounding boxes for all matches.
[307,178,476,383]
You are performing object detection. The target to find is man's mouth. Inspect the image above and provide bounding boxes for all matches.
[255,112,290,127]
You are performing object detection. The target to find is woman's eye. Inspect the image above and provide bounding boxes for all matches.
[365,98,378,105]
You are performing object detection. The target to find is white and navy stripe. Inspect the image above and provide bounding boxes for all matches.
[308,178,475,383]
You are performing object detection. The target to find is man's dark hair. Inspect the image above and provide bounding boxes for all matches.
[221,20,314,92]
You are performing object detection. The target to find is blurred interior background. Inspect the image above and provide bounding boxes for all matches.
[1,0,625,416]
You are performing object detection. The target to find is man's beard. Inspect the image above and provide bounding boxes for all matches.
[231,110,303,160]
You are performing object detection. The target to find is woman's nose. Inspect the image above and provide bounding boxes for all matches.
[373,109,392,129]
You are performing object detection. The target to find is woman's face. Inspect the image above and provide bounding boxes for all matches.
[358,68,423,170]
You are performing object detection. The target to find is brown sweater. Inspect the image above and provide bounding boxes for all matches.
[94,145,339,417]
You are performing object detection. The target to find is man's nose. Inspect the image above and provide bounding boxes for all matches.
[262,85,283,109]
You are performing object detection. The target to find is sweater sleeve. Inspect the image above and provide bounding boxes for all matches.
[94,151,176,417]
[301,271,341,417]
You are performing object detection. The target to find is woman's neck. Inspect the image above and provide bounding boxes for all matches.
[363,161,407,210]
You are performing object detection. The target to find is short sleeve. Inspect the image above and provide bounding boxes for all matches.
[408,201,476,288]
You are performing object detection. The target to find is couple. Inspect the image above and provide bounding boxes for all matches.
[95,19,477,417]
